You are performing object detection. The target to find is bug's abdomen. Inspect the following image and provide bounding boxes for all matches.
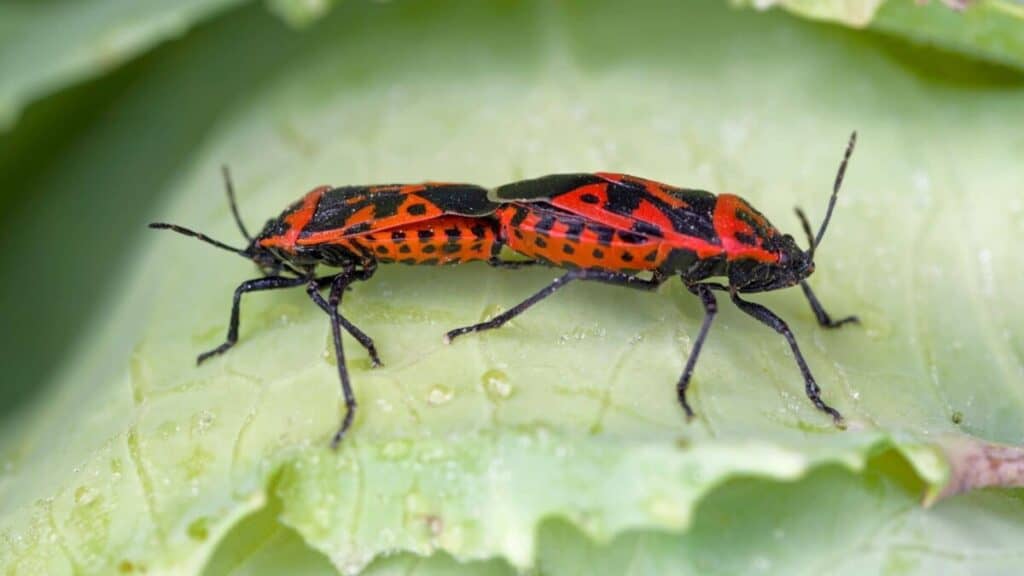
[497,203,669,272]
[348,215,499,265]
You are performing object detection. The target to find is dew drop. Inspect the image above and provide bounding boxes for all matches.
[481,369,512,400]
[427,384,454,405]
[191,411,215,435]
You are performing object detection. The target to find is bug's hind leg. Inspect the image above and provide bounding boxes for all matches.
[799,281,858,329]
[729,289,844,426]
[675,282,719,420]
[444,269,666,343]
[198,275,309,364]
[308,268,383,367]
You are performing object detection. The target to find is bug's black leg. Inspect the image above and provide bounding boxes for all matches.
[308,270,383,367]
[306,272,362,447]
[198,275,310,365]
[444,269,666,343]
[676,282,718,420]
[728,289,844,426]
[799,281,858,329]
[487,258,538,269]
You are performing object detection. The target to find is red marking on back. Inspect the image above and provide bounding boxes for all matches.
[546,179,722,260]
[259,186,329,251]
[713,194,780,263]
[297,193,447,245]
[595,172,690,211]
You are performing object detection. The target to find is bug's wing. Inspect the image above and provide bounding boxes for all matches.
[297,183,498,245]
[495,173,720,246]
[491,174,608,202]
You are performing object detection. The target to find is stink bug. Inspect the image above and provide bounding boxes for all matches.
[151,171,525,446]
[447,132,859,425]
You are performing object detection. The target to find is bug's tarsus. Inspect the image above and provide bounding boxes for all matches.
[799,281,859,329]
[222,165,253,243]
[149,222,250,258]
[197,275,309,365]
[676,282,719,420]
[729,289,844,426]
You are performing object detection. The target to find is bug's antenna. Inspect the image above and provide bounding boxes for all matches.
[149,222,250,258]
[794,206,815,254]
[222,165,253,243]
[811,131,856,258]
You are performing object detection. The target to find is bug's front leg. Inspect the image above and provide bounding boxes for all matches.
[306,271,364,447]
[198,275,310,365]
[307,266,382,367]
[729,288,844,426]
[799,281,858,329]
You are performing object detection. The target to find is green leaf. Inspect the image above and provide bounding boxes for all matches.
[734,0,887,27]
[734,0,1024,71]
[3,0,1024,574]
[0,0,246,128]
[871,0,1024,72]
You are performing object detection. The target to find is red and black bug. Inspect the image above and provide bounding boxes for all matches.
[447,132,859,425]
[150,171,522,446]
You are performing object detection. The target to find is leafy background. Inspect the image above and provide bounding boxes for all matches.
[2,0,1023,574]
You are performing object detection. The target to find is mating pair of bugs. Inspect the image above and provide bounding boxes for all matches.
[152,133,858,446]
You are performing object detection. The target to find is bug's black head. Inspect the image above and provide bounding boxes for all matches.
[244,216,300,273]
[729,233,814,293]
[244,233,286,273]
[732,131,856,294]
